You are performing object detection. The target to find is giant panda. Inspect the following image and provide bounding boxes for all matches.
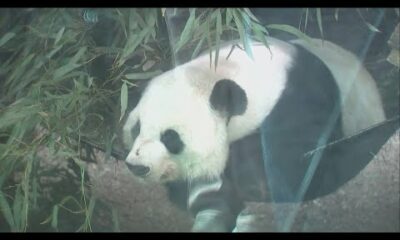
[122,37,397,232]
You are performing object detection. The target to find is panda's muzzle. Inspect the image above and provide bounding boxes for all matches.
[126,162,150,177]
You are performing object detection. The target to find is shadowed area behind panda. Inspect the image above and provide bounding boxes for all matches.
[228,115,399,203]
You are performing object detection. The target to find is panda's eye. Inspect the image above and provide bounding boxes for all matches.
[131,120,140,141]
[160,129,184,154]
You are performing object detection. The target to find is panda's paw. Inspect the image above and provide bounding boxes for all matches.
[191,209,235,232]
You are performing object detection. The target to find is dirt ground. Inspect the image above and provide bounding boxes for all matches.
[87,131,399,232]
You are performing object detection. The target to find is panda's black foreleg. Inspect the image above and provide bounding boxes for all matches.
[186,175,244,232]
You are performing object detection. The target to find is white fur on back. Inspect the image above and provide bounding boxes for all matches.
[185,38,297,142]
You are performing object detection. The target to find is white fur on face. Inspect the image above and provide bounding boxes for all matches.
[125,135,179,182]
[124,70,230,181]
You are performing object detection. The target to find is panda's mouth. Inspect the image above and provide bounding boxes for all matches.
[160,173,171,182]
[159,163,179,182]
[159,173,174,182]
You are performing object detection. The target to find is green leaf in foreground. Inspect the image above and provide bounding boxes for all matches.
[120,82,128,121]
[267,24,312,43]
[0,32,16,48]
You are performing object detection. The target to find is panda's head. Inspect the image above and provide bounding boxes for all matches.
[122,65,247,182]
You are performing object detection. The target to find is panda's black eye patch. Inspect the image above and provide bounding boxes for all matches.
[160,129,184,154]
[131,120,140,141]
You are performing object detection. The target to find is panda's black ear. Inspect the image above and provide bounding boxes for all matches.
[209,79,247,120]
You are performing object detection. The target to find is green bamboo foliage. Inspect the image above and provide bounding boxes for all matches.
[171,8,271,67]
[0,8,120,232]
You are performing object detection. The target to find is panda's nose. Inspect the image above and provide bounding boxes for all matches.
[126,162,150,177]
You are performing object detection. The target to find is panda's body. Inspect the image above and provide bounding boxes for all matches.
[123,37,391,231]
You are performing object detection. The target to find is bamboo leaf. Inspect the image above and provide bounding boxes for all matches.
[253,26,270,52]
[53,47,86,80]
[51,205,59,230]
[356,9,381,33]
[216,11,223,36]
[53,63,80,81]
[86,197,96,224]
[233,10,245,52]
[115,9,128,38]
[305,8,309,30]
[6,53,35,86]
[21,153,33,231]
[87,76,93,88]
[334,8,340,21]
[12,185,22,230]
[206,18,213,69]
[111,207,120,232]
[0,191,15,230]
[226,8,233,25]
[175,8,196,53]
[128,10,138,32]
[54,27,65,45]
[316,8,324,38]
[253,22,269,34]
[0,105,41,129]
[142,60,156,71]
[243,8,260,23]
[124,70,162,80]
[32,178,38,209]
[132,10,147,29]
[191,36,205,59]
[234,10,253,59]
[365,22,381,32]
[120,82,128,121]
[267,24,312,43]
[145,10,157,31]
[70,46,87,65]
[105,133,116,161]
[215,10,222,71]
[0,32,16,48]
[119,27,151,67]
